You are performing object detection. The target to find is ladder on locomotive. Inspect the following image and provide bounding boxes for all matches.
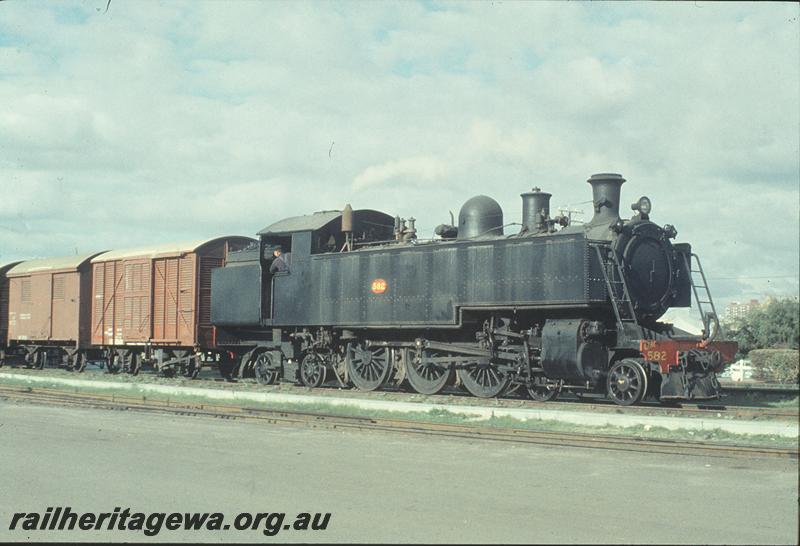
[683,252,721,342]
[593,244,644,339]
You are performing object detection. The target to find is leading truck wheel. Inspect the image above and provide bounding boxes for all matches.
[607,359,648,406]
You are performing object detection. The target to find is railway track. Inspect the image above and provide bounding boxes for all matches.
[719,382,800,394]
[1,367,798,421]
[0,384,796,460]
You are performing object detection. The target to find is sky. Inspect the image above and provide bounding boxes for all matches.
[0,0,798,330]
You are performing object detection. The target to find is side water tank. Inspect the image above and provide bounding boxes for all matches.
[458,195,504,239]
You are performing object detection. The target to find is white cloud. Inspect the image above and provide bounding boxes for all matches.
[353,155,449,191]
[0,1,797,308]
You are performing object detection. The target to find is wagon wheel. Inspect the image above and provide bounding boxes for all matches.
[527,380,561,402]
[406,348,454,395]
[69,352,83,372]
[459,359,510,398]
[36,351,46,370]
[105,354,120,374]
[346,343,392,391]
[184,355,201,379]
[130,353,142,376]
[300,352,327,388]
[120,353,133,374]
[607,359,648,406]
[189,357,201,379]
[253,352,280,385]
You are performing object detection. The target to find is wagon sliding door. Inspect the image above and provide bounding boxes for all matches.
[50,272,80,343]
[152,255,197,347]
[122,260,151,342]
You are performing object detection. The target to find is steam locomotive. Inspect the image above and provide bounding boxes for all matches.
[211,173,737,405]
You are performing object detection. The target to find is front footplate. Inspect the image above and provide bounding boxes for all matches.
[659,357,722,400]
[639,339,738,401]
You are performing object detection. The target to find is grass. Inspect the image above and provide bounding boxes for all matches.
[1,372,797,450]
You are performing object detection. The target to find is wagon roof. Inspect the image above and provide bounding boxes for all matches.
[258,210,342,235]
[8,253,107,276]
[91,236,255,263]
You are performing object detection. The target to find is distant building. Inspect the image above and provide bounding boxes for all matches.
[723,299,760,323]
[718,359,754,382]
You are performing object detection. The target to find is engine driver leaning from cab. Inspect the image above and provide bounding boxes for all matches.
[269,246,290,273]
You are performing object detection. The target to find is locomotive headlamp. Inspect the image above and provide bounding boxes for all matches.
[631,196,652,215]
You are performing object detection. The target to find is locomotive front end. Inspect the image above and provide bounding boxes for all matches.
[585,173,738,401]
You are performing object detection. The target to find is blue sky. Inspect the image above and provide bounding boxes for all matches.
[0,1,798,328]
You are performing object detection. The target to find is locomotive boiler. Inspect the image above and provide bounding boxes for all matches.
[210,173,737,405]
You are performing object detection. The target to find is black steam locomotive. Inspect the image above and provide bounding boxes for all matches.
[211,173,737,405]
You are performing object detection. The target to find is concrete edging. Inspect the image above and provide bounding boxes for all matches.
[1,372,797,438]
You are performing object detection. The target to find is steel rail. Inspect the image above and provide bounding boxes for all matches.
[0,384,796,460]
[720,382,800,394]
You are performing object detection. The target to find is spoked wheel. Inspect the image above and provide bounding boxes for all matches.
[527,380,561,402]
[406,348,454,395]
[253,352,280,385]
[346,343,392,391]
[459,359,510,398]
[300,352,327,388]
[607,359,648,406]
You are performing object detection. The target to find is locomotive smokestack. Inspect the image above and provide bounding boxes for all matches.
[521,187,551,232]
[587,173,625,225]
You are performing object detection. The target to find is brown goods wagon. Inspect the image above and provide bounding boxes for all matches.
[6,253,107,355]
[90,236,255,350]
[0,261,22,358]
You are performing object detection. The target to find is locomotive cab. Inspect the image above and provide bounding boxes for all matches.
[211,209,394,327]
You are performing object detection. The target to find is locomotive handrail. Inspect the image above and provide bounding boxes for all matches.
[592,243,642,341]
[683,253,722,346]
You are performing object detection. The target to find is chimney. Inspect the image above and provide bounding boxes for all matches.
[587,173,625,225]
